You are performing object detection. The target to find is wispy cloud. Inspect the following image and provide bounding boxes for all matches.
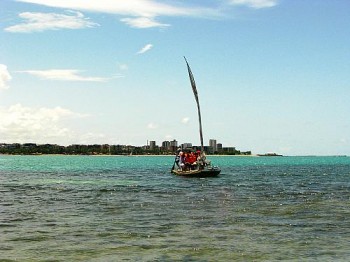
[16,0,206,17]
[121,17,169,29]
[118,63,129,71]
[228,0,278,9]
[137,44,153,54]
[147,122,158,129]
[13,0,238,29]
[19,69,108,82]
[181,117,190,124]
[0,64,12,90]
[5,11,98,33]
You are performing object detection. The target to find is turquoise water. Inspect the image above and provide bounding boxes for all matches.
[1,155,349,261]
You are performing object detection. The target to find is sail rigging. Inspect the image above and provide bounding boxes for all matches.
[184,57,204,153]
[170,57,221,177]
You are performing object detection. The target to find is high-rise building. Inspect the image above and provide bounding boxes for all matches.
[209,139,217,153]
[149,141,156,150]
[217,143,223,152]
[181,143,192,150]
[170,139,178,148]
[170,139,178,152]
[162,141,170,149]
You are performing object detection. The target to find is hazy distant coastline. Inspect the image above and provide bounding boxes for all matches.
[0,142,252,156]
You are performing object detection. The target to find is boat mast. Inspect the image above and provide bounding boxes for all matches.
[184,57,204,153]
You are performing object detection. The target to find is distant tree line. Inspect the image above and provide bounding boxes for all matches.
[0,143,251,156]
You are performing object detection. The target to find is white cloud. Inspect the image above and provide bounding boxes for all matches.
[0,104,87,144]
[5,11,98,33]
[228,0,278,9]
[19,69,108,82]
[14,0,278,30]
[181,117,190,124]
[17,0,201,17]
[16,0,220,28]
[0,64,12,90]
[121,17,169,29]
[147,122,158,129]
[137,44,153,54]
[118,64,129,71]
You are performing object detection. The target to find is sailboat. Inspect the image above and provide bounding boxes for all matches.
[171,58,221,177]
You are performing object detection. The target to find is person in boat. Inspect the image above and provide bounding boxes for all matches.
[195,150,200,162]
[174,148,181,168]
[196,151,207,170]
[187,151,198,170]
[179,151,185,170]
[184,153,190,171]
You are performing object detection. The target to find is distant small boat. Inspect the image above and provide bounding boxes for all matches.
[171,58,221,177]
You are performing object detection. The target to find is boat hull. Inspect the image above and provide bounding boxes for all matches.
[171,167,221,177]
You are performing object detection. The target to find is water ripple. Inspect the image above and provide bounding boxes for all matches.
[0,155,349,261]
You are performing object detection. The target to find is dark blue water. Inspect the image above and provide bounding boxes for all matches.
[1,155,349,261]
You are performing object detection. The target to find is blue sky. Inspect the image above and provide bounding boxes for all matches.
[1,0,349,155]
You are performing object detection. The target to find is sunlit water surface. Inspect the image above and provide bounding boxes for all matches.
[1,155,349,261]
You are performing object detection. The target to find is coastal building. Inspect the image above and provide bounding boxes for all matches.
[160,141,172,154]
[170,139,178,147]
[149,141,156,150]
[0,141,250,155]
[204,146,211,153]
[170,139,178,152]
[181,143,192,150]
[162,141,170,150]
[209,139,217,154]
[217,143,223,153]
[222,147,237,154]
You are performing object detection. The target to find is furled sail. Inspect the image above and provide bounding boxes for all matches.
[184,57,204,153]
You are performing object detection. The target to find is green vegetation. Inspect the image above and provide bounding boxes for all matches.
[0,143,251,156]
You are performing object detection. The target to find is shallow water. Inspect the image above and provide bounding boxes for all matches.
[1,155,349,261]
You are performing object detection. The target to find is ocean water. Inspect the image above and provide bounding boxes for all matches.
[0,155,349,261]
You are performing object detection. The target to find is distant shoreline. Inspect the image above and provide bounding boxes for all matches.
[1,153,348,157]
[0,153,256,157]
